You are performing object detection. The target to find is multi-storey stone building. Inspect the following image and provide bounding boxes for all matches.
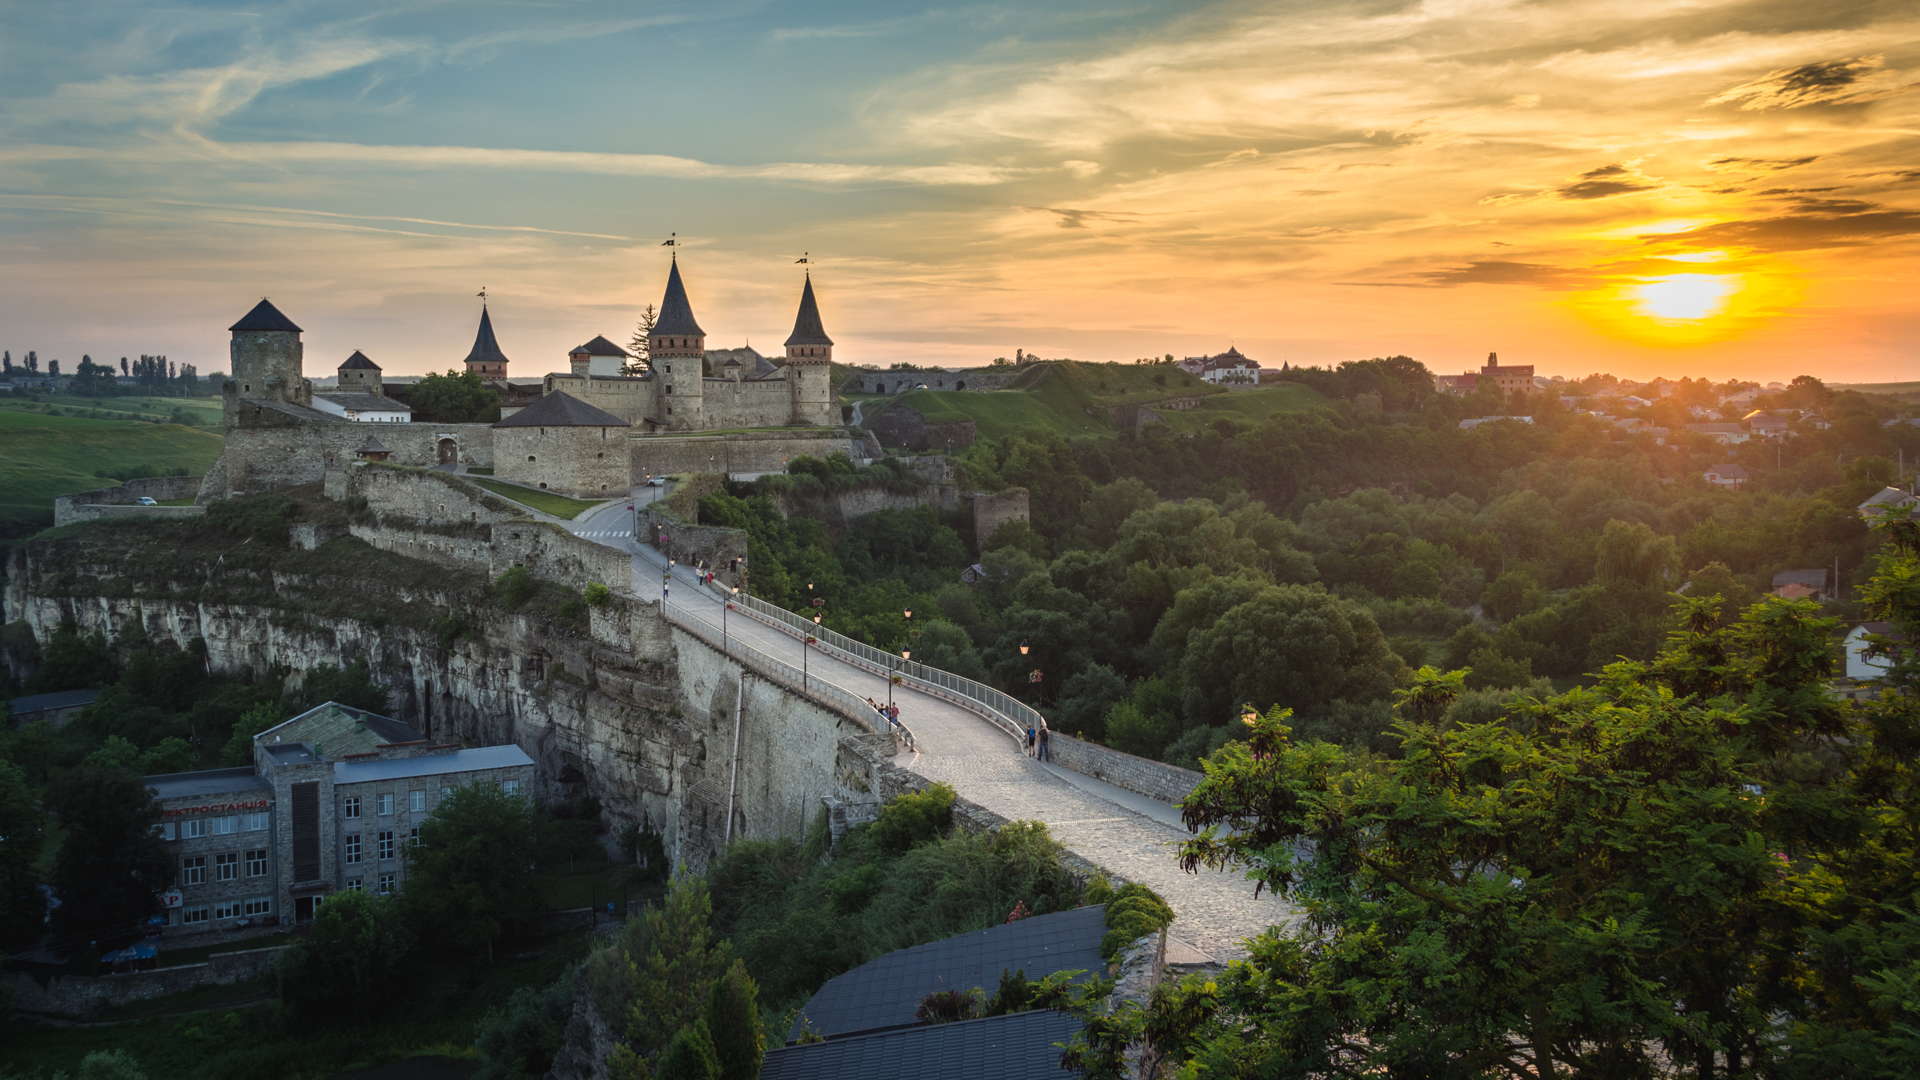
[145,702,534,935]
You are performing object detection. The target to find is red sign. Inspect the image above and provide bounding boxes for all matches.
[161,799,269,818]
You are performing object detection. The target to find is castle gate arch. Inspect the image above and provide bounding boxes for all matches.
[436,437,458,465]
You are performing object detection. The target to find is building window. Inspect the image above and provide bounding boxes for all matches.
[243,811,269,832]
[181,819,205,840]
[212,815,238,836]
[246,849,268,877]
[376,873,396,895]
[665,384,672,394]
[343,796,360,820]
[440,786,453,800]
[408,827,421,849]
[501,778,523,796]
[244,896,272,917]
[215,852,239,882]
[377,793,394,816]
[345,878,363,892]
[344,833,362,865]
[409,790,425,813]
[181,855,206,885]
[183,906,209,926]
[154,822,177,841]
[214,900,242,921]
[378,831,395,861]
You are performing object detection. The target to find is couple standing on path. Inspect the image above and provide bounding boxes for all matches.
[1026,722,1051,761]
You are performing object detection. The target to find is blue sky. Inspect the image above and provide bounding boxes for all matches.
[2,0,1916,379]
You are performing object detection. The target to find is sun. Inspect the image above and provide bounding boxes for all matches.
[1634,273,1735,321]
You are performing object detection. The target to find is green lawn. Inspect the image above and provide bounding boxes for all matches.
[466,477,602,519]
[875,361,1234,443]
[17,393,226,427]
[0,409,223,532]
[1835,381,1920,397]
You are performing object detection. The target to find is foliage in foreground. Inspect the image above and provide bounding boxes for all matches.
[1058,521,1920,1078]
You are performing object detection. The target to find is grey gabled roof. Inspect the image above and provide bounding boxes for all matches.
[790,905,1106,1042]
[230,298,302,333]
[7,688,101,714]
[339,350,380,370]
[464,305,510,368]
[576,335,629,357]
[357,435,391,453]
[144,767,272,801]
[492,390,631,428]
[653,259,705,337]
[764,1010,1083,1080]
[1772,568,1829,590]
[784,274,833,347]
[316,392,411,413]
[333,744,533,784]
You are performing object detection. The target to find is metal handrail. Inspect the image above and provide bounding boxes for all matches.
[692,577,1029,749]
[660,596,916,752]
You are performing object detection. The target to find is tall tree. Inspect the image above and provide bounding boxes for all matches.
[0,760,46,950]
[48,766,171,949]
[405,369,502,423]
[404,782,539,961]
[626,304,656,375]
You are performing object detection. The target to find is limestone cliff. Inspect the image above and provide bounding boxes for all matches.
[2,506,871,870]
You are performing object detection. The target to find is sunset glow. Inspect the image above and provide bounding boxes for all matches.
[0,1,1913,380]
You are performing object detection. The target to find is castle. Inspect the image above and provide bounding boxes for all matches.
[199,260,852,503]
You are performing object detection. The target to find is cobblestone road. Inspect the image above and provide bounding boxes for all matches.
[574,509,1299,961]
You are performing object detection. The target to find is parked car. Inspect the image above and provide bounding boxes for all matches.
[645,476,667,487]
[136,496,158,505]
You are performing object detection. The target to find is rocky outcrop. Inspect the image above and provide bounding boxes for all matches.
[2,518,870,872]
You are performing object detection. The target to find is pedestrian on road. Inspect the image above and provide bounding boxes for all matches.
[1038,724,1051,762]
[1025,724,1036,757]
[887,703,900,727]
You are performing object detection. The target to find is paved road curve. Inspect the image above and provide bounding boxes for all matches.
[568,494,1300,962]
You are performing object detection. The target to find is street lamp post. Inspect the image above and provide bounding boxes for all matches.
[723,586,738,652]
[804,613,821,692]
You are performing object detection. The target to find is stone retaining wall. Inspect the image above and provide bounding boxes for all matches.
[53,475,207,526]
[1046,734,1202,806]
[7,944,286,1018]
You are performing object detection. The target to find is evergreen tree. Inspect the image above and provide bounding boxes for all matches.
[704,959,764,1080]
[626,304,656,375]
[48,765,171,949]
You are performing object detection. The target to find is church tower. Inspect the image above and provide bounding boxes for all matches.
[783,271,834,426]
[225,298,310,425]
[648,256,706,431]
[463,299,510,381]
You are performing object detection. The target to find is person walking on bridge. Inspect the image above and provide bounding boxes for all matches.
[1025,724,1037,757]
[1037,723,1051,762]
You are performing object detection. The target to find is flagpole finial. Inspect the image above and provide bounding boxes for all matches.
[477,286,487,306]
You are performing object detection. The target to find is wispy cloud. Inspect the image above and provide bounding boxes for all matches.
[1706,55,1904,110]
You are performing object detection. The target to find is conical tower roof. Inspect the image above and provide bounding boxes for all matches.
[652,259,704,337]
[230,298,301,333]
[463,305,510,367]
[784,273,833,347]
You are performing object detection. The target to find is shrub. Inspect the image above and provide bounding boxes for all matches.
[986,969,1033,1016]
[915,988,984,1025]
[474,982,575,1080]
[866,782,954,855]
[493,565,534,609]
[1100,883,1174,960]
[583,582,611,607]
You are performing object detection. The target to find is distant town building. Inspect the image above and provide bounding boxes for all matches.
[1434,352,1534,396]
[1458,415,1535,430]
[1180,347,1260,384]
[1859,486,1919,523]
[1844,622,1904,681]
[1771,568,1834,602]
[5,688,100,728]
[1685,422,1750,445]
[1704,464,1748,488]
[143,702,533,936]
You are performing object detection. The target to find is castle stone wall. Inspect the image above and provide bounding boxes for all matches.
[1045,734,1203,805]
[630,431,863,478]
[970,487,1030,549]
[847,368,1019,395]
[203,420,496,501]
[494,425,630,498]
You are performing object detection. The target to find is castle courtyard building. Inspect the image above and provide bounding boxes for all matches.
[491,390,632,497]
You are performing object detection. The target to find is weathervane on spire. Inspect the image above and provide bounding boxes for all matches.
[477,286,488,307]
[662,232,678,260]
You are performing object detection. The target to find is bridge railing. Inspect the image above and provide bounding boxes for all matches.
[660,596,916,752]
[698,581,1031,748]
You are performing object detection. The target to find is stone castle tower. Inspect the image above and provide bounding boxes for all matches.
[784,272,834,424]
[649,256,706,431]
[463,302,509,381]
[336,350,383,395]
[224,298,311,425]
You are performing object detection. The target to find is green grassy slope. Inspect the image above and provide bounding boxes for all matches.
[878,361,1236,442]
[1161,382,1329,429]
[18,393,226,426]
[0,410,224,530]
[1834,381,1920,399]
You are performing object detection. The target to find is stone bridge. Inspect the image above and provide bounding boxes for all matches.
[577,506,1299,963]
